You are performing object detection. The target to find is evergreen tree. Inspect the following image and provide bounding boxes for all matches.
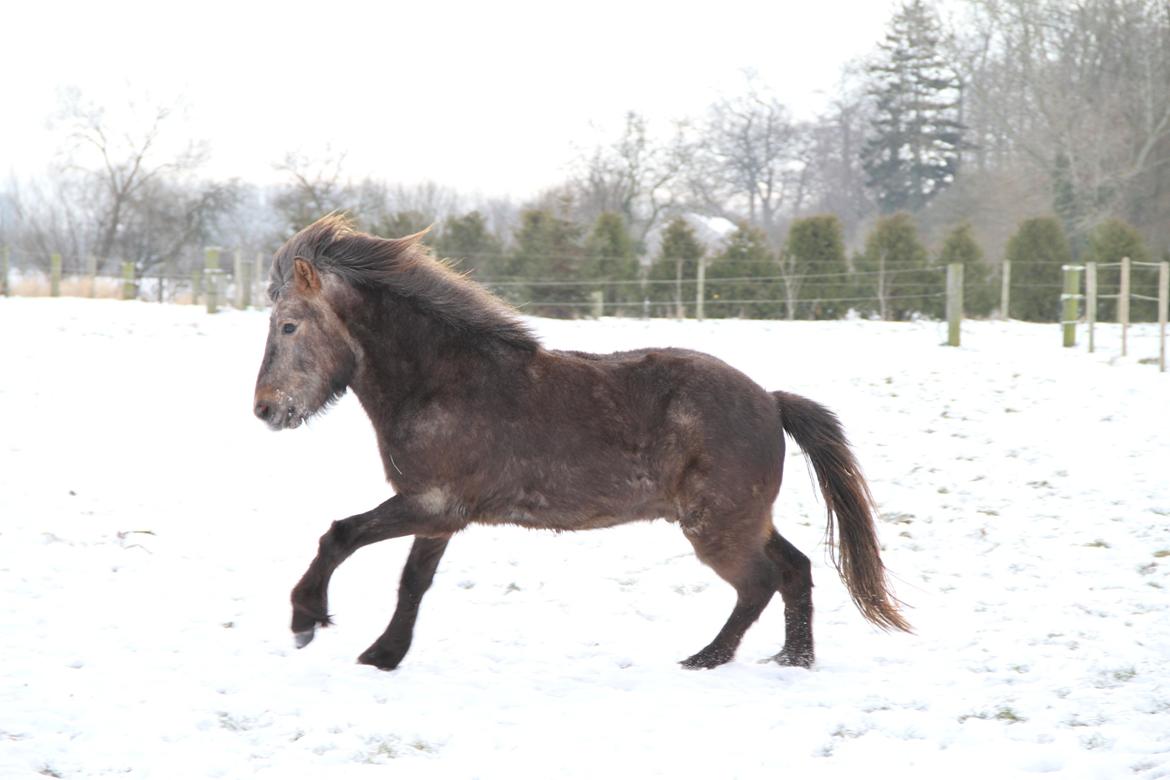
[647,217,705,318]
[782,215,849,319]
[371,210,433,242]
[1004,217,1071,322]
[507,209,585,317]
[862,0,964,214]
[1083,219,1154,320]
[938,223,994,317]
[706,223,783,319]
[857,213,932,320]
[433,211,505,278]
[583,212,640,313]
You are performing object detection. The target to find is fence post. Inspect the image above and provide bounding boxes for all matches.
[86,255,98,297]
[1001,259,1011,319]
[254,252,266,307]
[50,253,62,297]
[946,263,963,346]
[696,258,706,322]
[236,250,252,309]
[1,244,9,296]
[204,247,221,314]
[121,261,136,300]
[588,290,603,318]
[158,257,173,303]
[1119,256,1130,357]
[1061,265,1081,347]
[1158,261,1168,373]
[1085,261,1097,353]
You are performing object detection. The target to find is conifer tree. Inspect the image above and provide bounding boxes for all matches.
[782,215,849,319]
[938,223,994,317]
[507,209,585,317]
[434,211,504,278]
[583,212,640,313]
[857,212,932,320]
[647,217,705,317]
[706,223,783,319]
[862,0,964,214]
[1004,217,1070,322]
[1083,219,1153,320]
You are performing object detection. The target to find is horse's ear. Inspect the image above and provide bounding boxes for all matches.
[293,257,321,294]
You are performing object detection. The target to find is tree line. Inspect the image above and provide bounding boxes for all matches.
[2,0,1167,322]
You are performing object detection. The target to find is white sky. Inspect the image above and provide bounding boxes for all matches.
[3,0,899,200]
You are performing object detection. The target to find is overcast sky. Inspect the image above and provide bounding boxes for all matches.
[4,0,900,200]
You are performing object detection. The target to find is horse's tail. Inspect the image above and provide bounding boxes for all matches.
[773,391,911,632]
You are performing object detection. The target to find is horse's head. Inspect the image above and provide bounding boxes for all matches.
[253,254,360,431]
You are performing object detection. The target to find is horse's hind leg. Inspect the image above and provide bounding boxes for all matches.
[680,522,779,669]
[765,529,815,667]
[357,534,450,670]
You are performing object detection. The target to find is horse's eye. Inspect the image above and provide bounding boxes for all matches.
[282,323,297,334]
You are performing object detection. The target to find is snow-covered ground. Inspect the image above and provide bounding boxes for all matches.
[1,297,1167,779]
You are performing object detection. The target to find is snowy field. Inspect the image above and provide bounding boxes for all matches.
[1,297,1168,779]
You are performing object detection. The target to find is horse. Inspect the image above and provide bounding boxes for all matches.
[252,215,910,672]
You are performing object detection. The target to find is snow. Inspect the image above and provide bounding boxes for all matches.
[1,297,1168,779]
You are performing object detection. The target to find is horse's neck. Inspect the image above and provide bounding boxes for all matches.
[346,294,516,415]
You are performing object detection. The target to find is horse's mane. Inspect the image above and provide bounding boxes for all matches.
[270,214,538,351]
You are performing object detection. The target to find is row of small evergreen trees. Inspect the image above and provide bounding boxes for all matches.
[415,208,1163,322]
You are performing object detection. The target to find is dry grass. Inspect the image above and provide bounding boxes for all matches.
[11,276,124,299]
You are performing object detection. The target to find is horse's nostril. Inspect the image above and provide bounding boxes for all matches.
[255,401,272,421]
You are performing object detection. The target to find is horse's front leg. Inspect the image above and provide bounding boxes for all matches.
[290,494,439,648]
[357,534,450,670]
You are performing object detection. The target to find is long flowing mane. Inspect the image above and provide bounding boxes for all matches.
[270,214,537,351]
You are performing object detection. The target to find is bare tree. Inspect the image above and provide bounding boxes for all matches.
[691,75,810,243]
[568,112,692,248]
[957,0,1170,245]
[56,88,210,264]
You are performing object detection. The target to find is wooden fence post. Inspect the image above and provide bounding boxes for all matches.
[1061,265,1081,347]
[205,247,221,314]
[86,255,98,297]
[50,253,62,297]
[1119,256,1130,357]
[1085,261,1097,353]
[589,290,603,318]
[1,245,10,296]
[254,252,266,307]
[121,261,136,300]
[1001,259,1011,319]
[1158,261,1168,373]
[946,263,963,346]
[236,250,252,309]
[696,258,706,322]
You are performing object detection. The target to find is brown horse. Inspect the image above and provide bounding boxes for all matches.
[253,215,909,672]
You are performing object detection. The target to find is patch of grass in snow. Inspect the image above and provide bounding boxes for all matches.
[1153,549,1170,558]
[1111,667,1137,683]
[38,766,63,779]
[960,707,1026,724]
[1080,733,1111,750]
[830,724,868,739]
[362,736,400,763]
[1083,539,1111,548]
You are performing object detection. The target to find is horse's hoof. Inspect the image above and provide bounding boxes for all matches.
[771,650,814,668]
[357,645,402,671]
[293,628,316,649]
[679,649,732,669]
